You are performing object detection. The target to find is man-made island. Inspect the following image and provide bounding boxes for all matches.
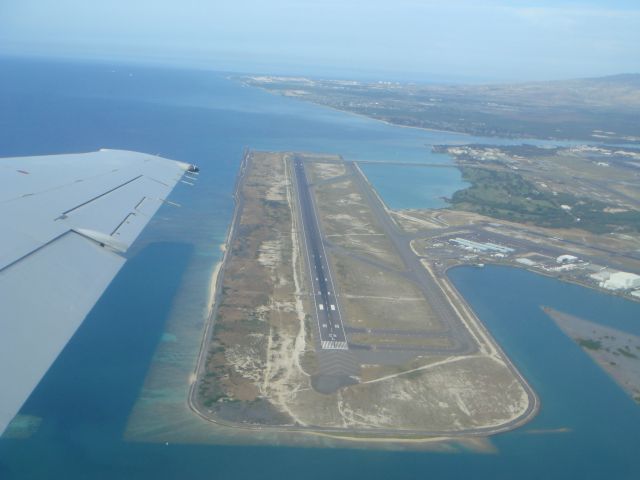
[186,74,640,441]
[240,74,640,303]
[190,150,537,439]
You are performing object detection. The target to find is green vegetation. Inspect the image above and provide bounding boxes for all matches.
[577,338,603,350]
[617,348,639,359]
[450,167,640,233]
[199,377,228,406]
[245,74,640,142]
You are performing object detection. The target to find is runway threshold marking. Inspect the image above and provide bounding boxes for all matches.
[294,158,348,351]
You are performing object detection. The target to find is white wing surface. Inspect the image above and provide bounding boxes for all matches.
[0,149,193,435]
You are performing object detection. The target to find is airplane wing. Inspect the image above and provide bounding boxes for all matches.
[0,149,195,435]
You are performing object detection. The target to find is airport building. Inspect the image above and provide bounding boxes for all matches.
[516,257,537,266]
[450,238,514,255]
[590,270,640,290]
[557,254,579,264]
[604,272,640,290]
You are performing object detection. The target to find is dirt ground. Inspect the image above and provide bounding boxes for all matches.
[195,152,535,438]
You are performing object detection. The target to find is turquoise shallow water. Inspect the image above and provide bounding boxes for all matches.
[1,57,639,479]
[360,163,468,209]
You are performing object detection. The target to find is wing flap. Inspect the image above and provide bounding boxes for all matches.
[0,231,125,432]
[0,150,187,270]
[0,150,190,435]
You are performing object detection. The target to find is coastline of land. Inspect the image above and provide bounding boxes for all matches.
[186,113,640,446]
[184,139,640,449]
[424,143,640,303]
[238,75,640,297]
[240,74,640,144]
[543,307,640,404]
[189,150,538,442]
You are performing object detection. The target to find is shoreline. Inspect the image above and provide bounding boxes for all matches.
[186,150,540,443]
[187,148,250,414]
[543,306,640,404]
[242,82,472,139]
[439,263,540,430]
[239,79,640,146]
[442,257,640,305]
[351,160,539,434]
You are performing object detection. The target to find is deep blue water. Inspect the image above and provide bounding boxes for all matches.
[1,57,640,479]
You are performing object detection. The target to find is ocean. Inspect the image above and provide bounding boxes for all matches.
[1,56,639,479]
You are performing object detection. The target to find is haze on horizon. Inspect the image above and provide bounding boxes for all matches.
[1,0,639,83]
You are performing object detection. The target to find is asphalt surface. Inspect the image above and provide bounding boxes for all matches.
[191,152,538,436]
[345,161,476,355]
[293,156,348,350]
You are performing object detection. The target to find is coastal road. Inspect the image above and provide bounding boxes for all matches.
[293,156,348,350]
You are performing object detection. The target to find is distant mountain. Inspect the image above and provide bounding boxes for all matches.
[450,73,640,110]
[583,73,640,85]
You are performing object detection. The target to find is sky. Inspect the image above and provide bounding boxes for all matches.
[1,0,639,82]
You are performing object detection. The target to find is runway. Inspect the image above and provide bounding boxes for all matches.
[293,156,348,350]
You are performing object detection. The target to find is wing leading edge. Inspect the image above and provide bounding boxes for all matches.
[0,149,194,435]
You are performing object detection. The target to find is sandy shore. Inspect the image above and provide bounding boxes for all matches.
[206,251,224,319]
